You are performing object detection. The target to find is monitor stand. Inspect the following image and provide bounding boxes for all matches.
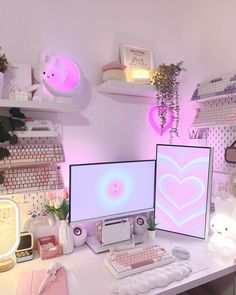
[86,233,147,254]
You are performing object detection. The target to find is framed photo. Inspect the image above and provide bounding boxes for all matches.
[3,62,32,99]
[120,44,154,71]
[212,171,229,200]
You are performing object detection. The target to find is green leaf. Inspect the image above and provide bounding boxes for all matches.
[0,117,12,132]
[0,147,10,160]
[9,134,18,145]
[9,108,26,119]
[0,130,11,142]
[0,173,4,184]
[9,118,25,130]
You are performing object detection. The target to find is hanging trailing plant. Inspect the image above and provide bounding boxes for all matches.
[150,61,185,143]
[0,108,26,184]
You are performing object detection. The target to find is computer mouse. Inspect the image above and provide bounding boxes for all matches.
[172,246,190,259]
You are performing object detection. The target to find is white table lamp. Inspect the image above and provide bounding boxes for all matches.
[0,198,20,272]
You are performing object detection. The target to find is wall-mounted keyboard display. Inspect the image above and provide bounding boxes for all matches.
[0,143,64,168]
[0,165,64,195]
[192,104,236,127]
[191,83,236,172]
[0,135,65,195]
[191,71,236,101]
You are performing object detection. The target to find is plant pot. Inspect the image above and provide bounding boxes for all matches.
[0,72,4,98]
[148,229,156,241]
[58,220,74,254]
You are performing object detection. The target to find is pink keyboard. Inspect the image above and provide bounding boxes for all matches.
[0,143,65,168]
[0,165,64,195]
[192,105,236,127]
[104,244,175,278]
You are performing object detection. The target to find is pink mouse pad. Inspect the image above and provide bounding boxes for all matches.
[16,267,68,295]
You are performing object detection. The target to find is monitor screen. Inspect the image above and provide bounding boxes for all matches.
[155,144,213,239]
[69,160,156,224]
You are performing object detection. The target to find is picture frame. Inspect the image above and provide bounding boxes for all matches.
[212,171,229,200]
[2,62,32,100]
[120,44,154,71]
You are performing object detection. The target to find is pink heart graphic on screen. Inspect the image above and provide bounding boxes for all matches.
[159,174,204,210]
[156,203,205,227]
[149,106,174,135]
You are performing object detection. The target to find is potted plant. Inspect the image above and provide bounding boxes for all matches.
[147,216,158,241]
[0,47,8,98]
[150,61,185,143]
[0,108,26,184]
[46,190,74,254]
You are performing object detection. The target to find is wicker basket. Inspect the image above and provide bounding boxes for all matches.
[37,235,62,260]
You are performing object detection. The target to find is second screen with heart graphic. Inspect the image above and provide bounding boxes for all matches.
[155,144,212,239]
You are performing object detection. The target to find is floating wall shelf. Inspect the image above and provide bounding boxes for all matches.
[0,99,80,113]
[14,130,59,138]
[97,80,157,98]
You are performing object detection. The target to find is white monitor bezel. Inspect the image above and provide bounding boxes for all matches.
[69,160,156,225]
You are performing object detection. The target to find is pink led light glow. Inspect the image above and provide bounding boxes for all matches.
[42,55,81,96]
[155,145,211,238]
[149,106,174,135]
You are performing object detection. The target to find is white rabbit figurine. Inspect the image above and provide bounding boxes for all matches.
[29,52,82,102]
[29,52,58,102]
[208,197,236,256]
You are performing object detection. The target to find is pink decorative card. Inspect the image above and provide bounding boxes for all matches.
[155,144,213,239]
[16,267,68,295]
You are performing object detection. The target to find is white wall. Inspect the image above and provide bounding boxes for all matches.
[1,0,236,186]
[0,0,186,185]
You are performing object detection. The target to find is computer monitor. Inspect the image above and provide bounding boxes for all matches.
[69,160,156,225]
[155,144,213,239]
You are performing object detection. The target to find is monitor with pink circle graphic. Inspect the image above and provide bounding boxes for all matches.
[69,160,155,224]
[155,144,213,239]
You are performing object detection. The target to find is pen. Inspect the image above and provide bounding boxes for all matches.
[38,262,62,295]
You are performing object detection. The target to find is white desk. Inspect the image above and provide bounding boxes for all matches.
[1,231,236,295]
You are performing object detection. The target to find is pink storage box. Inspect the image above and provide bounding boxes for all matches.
[37,235,62,260]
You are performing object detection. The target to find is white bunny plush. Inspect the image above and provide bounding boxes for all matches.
[208,197,236,256]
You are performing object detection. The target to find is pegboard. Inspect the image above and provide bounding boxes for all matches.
[3,192,50,228]
[199,95,236,172]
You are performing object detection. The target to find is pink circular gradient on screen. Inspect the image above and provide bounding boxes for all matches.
[43,56,81,94]
[106,179,125,200]
[149,106,174,135]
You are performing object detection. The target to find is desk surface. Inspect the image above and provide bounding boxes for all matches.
[1,231,236,295]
